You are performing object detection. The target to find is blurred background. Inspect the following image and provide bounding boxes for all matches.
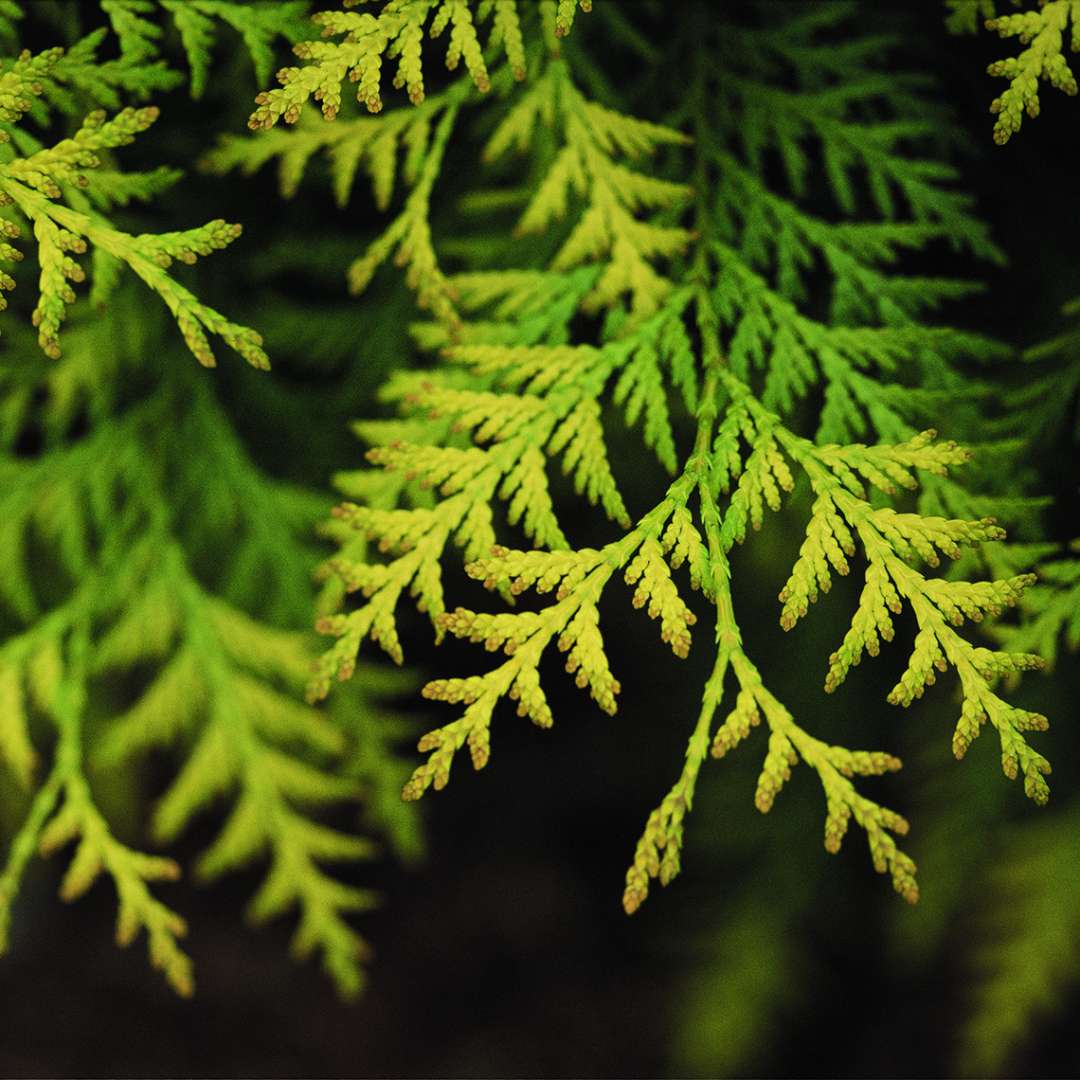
[0,3,1078,1077]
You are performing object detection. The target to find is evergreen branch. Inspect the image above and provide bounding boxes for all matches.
[247,0,592,127]
[486,60,692,317]
[957,807,1080,1075]
[0,61,267,366]
[125,540,379,997]
[40,626,194,996]
[992,540,1080,664]
[985,0,1080,143]
[0,298,406,995]
[0,611,193,996]
[102,0,310,96]
[311,2,1054,915]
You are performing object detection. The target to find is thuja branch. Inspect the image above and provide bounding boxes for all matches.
[623,291,918,913]
[0,67,267,367]
[309,1,1051,911]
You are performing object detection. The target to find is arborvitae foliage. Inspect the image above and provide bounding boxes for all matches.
[0,47,266,366]
[1,3,1078,1070]
[0,0,414,998]
[937,12,1080,1067]
[207,0,1060,921]
[948,0,1080,142]
[945,291,1080,1077]
[101,0,311,99]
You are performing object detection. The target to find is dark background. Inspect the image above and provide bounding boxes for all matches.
[1,3,1078,1077]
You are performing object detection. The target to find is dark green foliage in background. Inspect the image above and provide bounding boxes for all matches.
[0,2,1077,1077]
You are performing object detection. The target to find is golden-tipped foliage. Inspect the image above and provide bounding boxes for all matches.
[948,0,1080,143]
[247,0,592,127]
[1,46,266,367]
[306,1,1055,917]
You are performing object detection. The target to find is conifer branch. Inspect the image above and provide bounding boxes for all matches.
[1,49,267,366]
[102,0,310,96]
[310,1,1054,912]
[3,0,1071,1011]
[0,296,407,995]
[247,0,591,128]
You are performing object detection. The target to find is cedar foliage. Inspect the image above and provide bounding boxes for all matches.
[0,2,1077,1075]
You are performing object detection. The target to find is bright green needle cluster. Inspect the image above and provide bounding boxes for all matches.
[995,541,1080,665]
[211,79,469,324]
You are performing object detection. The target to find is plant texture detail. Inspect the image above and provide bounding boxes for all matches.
[0,4,1078,1077]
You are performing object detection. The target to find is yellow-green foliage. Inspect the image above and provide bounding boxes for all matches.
[1,0,1077,1043]
[0,45,266,366]
[207,10,687,327]
[989,295,1080,675]
[957,807,1080,1075]
[0,3,412,999]
[948,0,1080,142]
[0,300,408,996]
[275,1,1056,920]
[247,0,592,127]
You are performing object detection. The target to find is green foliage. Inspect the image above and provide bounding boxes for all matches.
[0,289,414,996]
[994,541,1080,664]
[946,0,1003,34]
[247,0,592,127]
[281,0,1056,922]
[0,298,409,996]
[957,806,1080,1075]
[948,0,1080,142]
[943,269,1080,1074]
[0,42,266,367]
[670,886,801,1077]
[102,0,311,97]
[986,293,1080,668]
[0,2,412,999]
[0,0,1077,1058]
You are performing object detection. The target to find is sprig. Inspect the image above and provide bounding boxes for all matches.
[102,0,310,97]
[247,0,592,127]
[985,1,1080,143]
[0,49,266,367]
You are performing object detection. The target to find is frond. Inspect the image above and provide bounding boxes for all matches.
[993,541,1080,665]
[0,623,194,997]
[309,1,1054,916]
[0,296,406,997]
[985,1,1080,143]
[485,61,692,317]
